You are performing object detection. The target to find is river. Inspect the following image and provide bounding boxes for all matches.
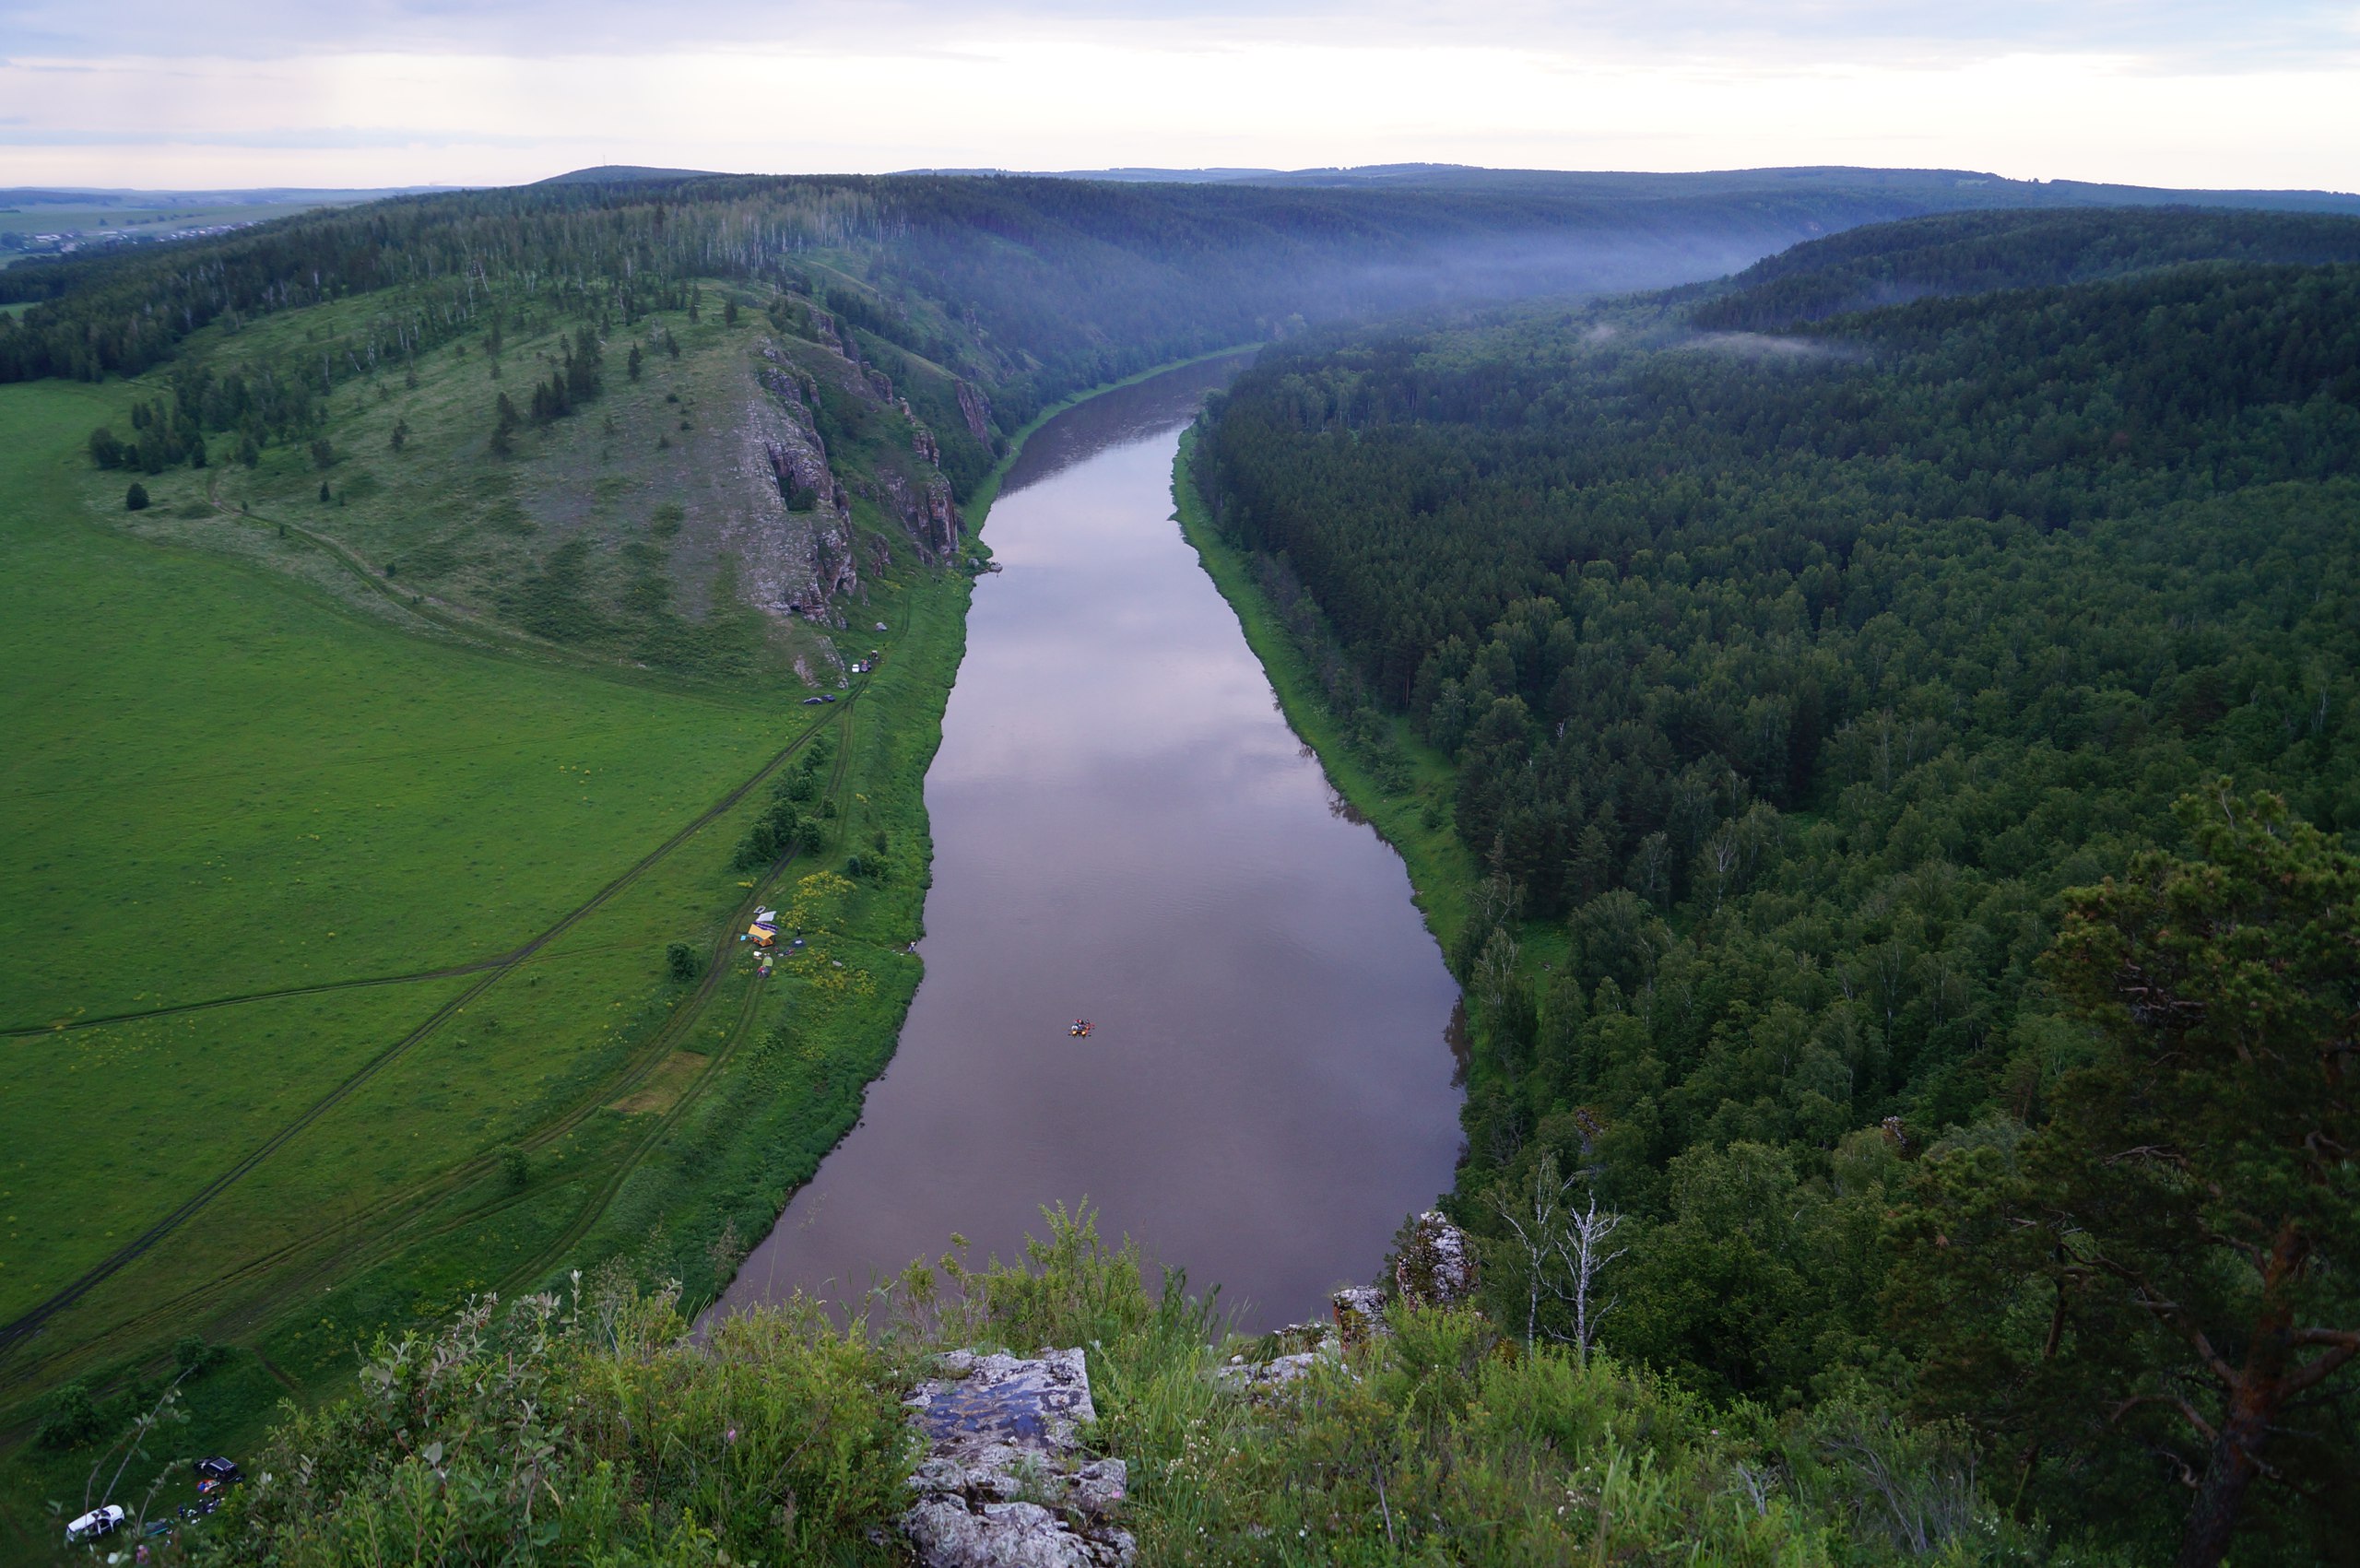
[709,357,1464,1331]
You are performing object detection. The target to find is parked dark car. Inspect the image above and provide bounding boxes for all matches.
[195,1456,243,1485]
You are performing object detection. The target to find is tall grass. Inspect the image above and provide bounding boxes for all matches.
[175,1206,2065,1566]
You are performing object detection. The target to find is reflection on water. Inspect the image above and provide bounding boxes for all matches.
[708,358,1464,1331]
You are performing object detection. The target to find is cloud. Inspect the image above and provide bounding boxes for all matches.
[0,124,550,149]
[0,13,2354,191]
[0,0,2353,70]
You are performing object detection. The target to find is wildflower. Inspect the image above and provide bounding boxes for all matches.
[726,1427,738,1444]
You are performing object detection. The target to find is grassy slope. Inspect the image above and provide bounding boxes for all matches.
[110,298,808,678]
[0,377,796,1310]
[0,359,875,1557]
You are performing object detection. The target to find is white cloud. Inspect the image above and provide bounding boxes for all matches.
[0,18,2354,190]
[5,1,2354,68]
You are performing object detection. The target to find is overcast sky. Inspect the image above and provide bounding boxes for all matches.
[1,2,2354,192]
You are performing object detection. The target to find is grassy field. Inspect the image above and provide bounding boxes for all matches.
[0,296,974,1558]
[0,377,801,1327]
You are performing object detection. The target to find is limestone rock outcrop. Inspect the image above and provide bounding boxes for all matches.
[902,1349,1135,1568]
[1393,1211,1478,1309]
[956,379,994,443]
[1213,1320,1340,1394]
[722,346,859,619]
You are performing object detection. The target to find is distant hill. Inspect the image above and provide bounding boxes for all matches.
[1688,206,2360,329]
[0,184,442,207]
[11,166,2359,423]
[535,165,728,185]
[1019,162,2360,215]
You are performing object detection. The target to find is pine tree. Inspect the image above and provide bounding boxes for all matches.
[1894,787,2360,1567]
[490,391,518,456]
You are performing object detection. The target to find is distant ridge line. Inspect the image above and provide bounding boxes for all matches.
[534,164,730,185]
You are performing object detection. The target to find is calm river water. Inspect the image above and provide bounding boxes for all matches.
[709,358,1463,1330]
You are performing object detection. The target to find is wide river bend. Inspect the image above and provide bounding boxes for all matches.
[711,358,1462,1330]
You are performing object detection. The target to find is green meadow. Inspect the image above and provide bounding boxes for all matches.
[0,292,975,1555]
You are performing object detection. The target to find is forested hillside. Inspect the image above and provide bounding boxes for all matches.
[1194,209,2360,1565]
[10,167,2352,483]
[0,171,1905,417]
[4,165,2215,675]
[1686,206,2360,328]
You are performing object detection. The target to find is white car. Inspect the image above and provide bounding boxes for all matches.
[65,1504,124,1543]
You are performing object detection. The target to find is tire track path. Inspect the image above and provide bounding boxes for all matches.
[0,688,861,1363]
[2,960,511,1038]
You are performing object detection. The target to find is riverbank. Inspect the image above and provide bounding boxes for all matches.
[708,357,1462,1329]
[1174,427,1557,977]
[675,350,1272,1317]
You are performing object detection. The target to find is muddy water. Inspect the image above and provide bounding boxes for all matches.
[711,359,1463,1330]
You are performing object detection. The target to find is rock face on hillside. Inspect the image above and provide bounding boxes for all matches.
[1216,1215,1481,1393]
[902,1349,1134,1568]
[956,379,994,443]
[719,344,859,620]
[725,328,971,624]
[1393,1210,1478,1309]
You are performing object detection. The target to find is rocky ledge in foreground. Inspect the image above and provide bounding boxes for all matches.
[902,1347,1134,1568]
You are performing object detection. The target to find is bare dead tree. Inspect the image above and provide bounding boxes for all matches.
[1564,1188,1627,1367]
[1488,1153,1627,1360]
[1489,1152,1573,1348]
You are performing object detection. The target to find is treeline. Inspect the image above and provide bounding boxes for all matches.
[1203,257,2360,922]
[1685,206,2360,329]
[0,181,873,383]
[3,166,2149,486]
[1196,210,2360,1563]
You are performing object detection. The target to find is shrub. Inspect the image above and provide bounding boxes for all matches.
[731,819,780,872]
[198,1286,912,1566]
[124,481,149,511]
[174,1335,230,1380]
[181,1205,2033,1566]
[666,940,702,983]
[34,1380,101,1451]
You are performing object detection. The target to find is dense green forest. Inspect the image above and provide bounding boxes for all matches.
[1682,206,2360,329]
[14,169,2345,503]
[1196,209,2360,1565]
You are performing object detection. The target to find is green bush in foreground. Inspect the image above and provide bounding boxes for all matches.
[151,1210,2062,1567]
